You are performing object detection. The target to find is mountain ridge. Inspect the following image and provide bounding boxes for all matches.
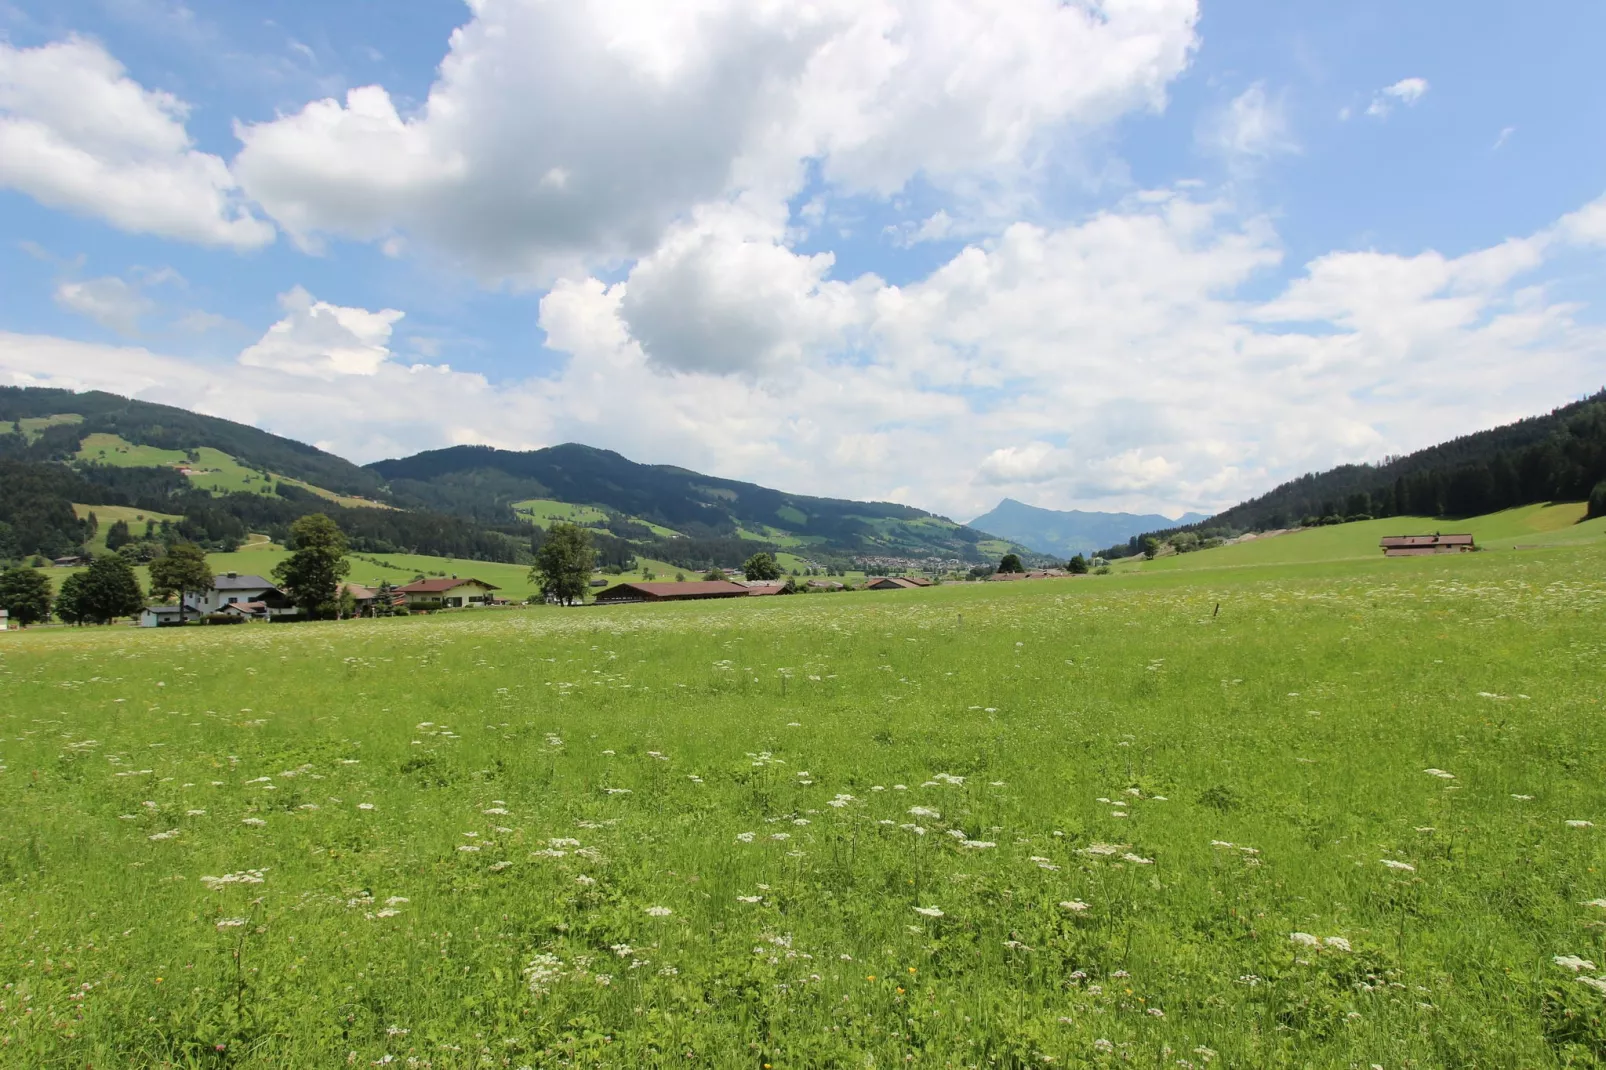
[967,498,1208,557]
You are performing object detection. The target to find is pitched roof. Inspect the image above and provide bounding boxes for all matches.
[595,580,750,601]
[340,583,380,600]
[397,577,501,594]
[214,573,275,590]
[1379,534,1475,548]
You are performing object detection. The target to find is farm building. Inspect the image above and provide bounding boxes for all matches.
[986,570,1066,581]
[864,577,926,590]
[807,579,844,590]
[396,577,500,609]
[1380,534,1476,557]
[594,580,752,604]
[139,605,186,628]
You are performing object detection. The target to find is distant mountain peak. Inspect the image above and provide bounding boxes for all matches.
[968,498,1208,557]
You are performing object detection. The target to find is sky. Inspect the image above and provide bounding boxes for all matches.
[1,0,1603,524]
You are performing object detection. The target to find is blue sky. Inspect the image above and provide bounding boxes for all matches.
[1,0,1603,521]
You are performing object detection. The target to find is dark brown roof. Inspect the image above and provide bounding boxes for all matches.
[864,577,918,589]
[594,580,750,602]
[1380,534,1475,547]
[397,577,501,594]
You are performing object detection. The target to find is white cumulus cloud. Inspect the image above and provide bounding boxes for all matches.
[237,287,405,378]
[1367,77,1429,118]
[0,36,274,249]
[231,0,1199,280]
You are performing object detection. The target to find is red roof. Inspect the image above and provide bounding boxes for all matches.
[397,577,500,593]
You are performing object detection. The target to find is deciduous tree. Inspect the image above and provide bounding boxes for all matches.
[997,553,1023,574]
[743,552,781,581]
[532,522,595,606]
[0,566,53,626]
[149,541,213,623]
[272,513,350,617]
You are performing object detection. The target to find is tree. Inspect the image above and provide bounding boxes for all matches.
[744,552,781,581]
[272,513,350,617]
[104,518,132,551]
[1591,480,1606,521]
[531,521,595,606]
[149,541,213,624]
[0,566,53,626]
[55,573,89,625]
[374,579,397,617]
[57,556,144,625]
[1142,537,1161,561]
[702,569,725,582]
[1067,554,1089,575]
[997,553,1023,574]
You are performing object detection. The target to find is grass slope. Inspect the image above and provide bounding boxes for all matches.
[1123,502,1603,574]
[71,503,185,556]
[74,433,388,509]
[0,544,1603,1065]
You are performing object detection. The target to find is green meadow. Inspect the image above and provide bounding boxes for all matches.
[2,540,1605,1066]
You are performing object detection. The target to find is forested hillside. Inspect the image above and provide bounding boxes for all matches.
[369,443,1001,562]
[0,387,383,497]
[1102,390,1606,557]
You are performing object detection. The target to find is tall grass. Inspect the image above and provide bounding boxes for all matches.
[1,545,1603,1066]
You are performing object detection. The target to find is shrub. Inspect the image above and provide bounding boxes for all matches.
[1589,481,1606,520]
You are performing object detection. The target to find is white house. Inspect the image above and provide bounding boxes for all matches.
[184,573,298,618]
[396,577,500,609]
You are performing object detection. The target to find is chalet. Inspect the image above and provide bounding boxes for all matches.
[807,579,844,590]
[594,580,751,604]
[52,555,85,568]
[1380,534,1476,558]
[220,600,272,621]
[396,577,500,609]
[864,577,920,590]
[986,570,1064,582]
[186,573,298,618]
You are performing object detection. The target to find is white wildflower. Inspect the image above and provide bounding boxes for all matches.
[1512,794,1535,800]
[1059,900,1089,912]
[1423,769,1455,779]
[961,840,997,849]
[1121,852,1153,865]
[1579,976,1606,994]
[375,908,400,918]
[735,832,756,843]
[645,906,672,917]
[574,875,596,886]
[1558,955,1598,972]
[1289,933,1320,947]
[357,803,375,811]
[185,809,207,817]
[913,906,944,918]
[241,817,266,827]
[524,953,564,995]
[1324,936,1351,951]
[736,895,761,903]
[457,845,481,852]
[1380,859,1415,871]
[1568,820,1595,828]
[908,806,941,820]
[148,829,180,841]
[215,917,247,929]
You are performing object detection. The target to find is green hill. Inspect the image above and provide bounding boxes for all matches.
[1113,502,1605,576]
[369,442,1014,565]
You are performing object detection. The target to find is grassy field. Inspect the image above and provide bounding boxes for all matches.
[71,504,185,556]
[513,500,682,539]
[1116,502,1606,575]
[2,540,1605,1066]
[15,413,83,442]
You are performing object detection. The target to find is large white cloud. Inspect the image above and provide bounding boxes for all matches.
[3,192,1601,521]
[231,0,1199,279]
[238,287,405,378]
[0,36,274,249]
